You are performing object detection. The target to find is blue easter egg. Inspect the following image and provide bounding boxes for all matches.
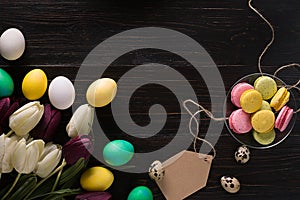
[127,186,153,200]
[103,140,134,166]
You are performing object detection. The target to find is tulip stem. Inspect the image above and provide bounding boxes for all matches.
[1,173,21,200]
[51,159,65,192]
[24,159,67,199]
[6,130,14,137]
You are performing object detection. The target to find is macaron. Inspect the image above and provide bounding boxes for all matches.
[270,87,290,111]
[231,82,254,108]
[260,100,272,111]
[275,106,294,132]
[254,76,277,100]
[229,109,252,134]
[240,89,263,113]
[253,129,276,145]
[251,110,275,134]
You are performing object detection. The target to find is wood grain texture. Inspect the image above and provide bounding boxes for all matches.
[0,0,299,199]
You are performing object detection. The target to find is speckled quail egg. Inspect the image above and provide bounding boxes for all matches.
[220,176,240,193]
[235,145,250,164]
[148,160,164,181]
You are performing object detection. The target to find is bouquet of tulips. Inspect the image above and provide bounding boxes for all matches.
[0,98,104,200]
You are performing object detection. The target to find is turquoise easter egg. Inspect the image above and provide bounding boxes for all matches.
[103,140,134,166]
[127,186,153,200]
[0,68,14,97]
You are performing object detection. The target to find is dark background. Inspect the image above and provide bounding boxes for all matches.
[0,0,299,199]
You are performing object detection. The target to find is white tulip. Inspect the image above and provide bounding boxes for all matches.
[66,104,94,138]
[34,142,62,178]
[12,138,44,174]
[9,101,44,136]
[0,134,19,174]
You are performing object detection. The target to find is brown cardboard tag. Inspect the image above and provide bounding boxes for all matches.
[156,150,213,200]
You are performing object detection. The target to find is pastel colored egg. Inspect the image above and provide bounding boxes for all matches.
[80,166,114,191]
[0,68,14,97]
[86,78,117,107]
[48,76,75,110]
[22,69,48,100]
[103,140,134,166]
[127,186,153,200]
[0,28,25,60]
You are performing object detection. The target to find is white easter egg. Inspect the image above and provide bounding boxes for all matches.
[0,28,25,60]
[48,76,75,110]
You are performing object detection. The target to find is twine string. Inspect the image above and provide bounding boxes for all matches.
[248,0,275,75]
[183,99,228,159]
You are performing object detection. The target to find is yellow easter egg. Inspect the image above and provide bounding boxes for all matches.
[86,78,117,107]
[80,166,114,191]
[22,69,47,100]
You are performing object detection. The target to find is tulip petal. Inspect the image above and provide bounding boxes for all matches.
[0,98,10,120]
[0,101,19,132]
[23,140,44,174]
[66,104,94,138]
[12,138,27,173]
[63,135,93,165]
[43,108,61,142]
[0,134,5,170]
[9,101,44,136]
[35,148,61,178]
[2,135,19,173]
[75,192,112,200]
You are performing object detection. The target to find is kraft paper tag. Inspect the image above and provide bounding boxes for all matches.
[156,150,213,200]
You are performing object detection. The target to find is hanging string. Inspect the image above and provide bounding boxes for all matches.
[273,63,300,90]
[248,0,275,75]
[183,99,228,159]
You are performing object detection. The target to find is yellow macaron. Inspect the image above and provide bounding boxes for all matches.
[251,110,275,134]
[240,89,263,113]
[270,87,290,111]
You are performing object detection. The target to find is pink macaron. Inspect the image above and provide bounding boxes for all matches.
[275,106,294,132]
[229,109,252,134]
[231,82,254,108]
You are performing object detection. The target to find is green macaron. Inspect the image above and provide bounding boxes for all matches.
[253,129,276,145]
[254,76,277,100]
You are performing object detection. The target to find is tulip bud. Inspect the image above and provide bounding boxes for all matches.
[34,142,62,178]
[75,192,112,200]
[31,104,61,142]
[62,135,93,165]
[12,138,44,174]
[66,104,94,138]
[0,98,19,133]
[0,134,19,173]
[9,101,44,136]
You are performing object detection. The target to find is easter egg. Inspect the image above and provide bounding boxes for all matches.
[0,68,14,97]
[0,28,25,60]
[80,166,114,191]
[22,69,47,100]
[48,76,75,110]
[103,140,134,166]
[86,78,117,107]
[127,186,153,200]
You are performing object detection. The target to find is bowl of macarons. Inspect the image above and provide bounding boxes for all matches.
[224,73,297,149]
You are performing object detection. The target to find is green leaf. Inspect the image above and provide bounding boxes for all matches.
[7,176,37,200]
[59,158,85,186]
[27,188,82,200]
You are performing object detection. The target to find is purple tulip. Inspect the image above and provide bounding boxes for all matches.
[0,98,19,133]
[30,104,61,142]
[75,192,112,200]
[62,135,93,165]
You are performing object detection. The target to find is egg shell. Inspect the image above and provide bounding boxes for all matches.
[22,69,48,100]
[0,68,14,97]
[103,140,134,166]
[48,76,75,110]
[80,166,114,191]
[0,28,25,60]
[127,186,153,200]
[86,78,117,107]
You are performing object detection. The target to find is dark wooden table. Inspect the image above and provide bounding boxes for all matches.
[0,0,299,199]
